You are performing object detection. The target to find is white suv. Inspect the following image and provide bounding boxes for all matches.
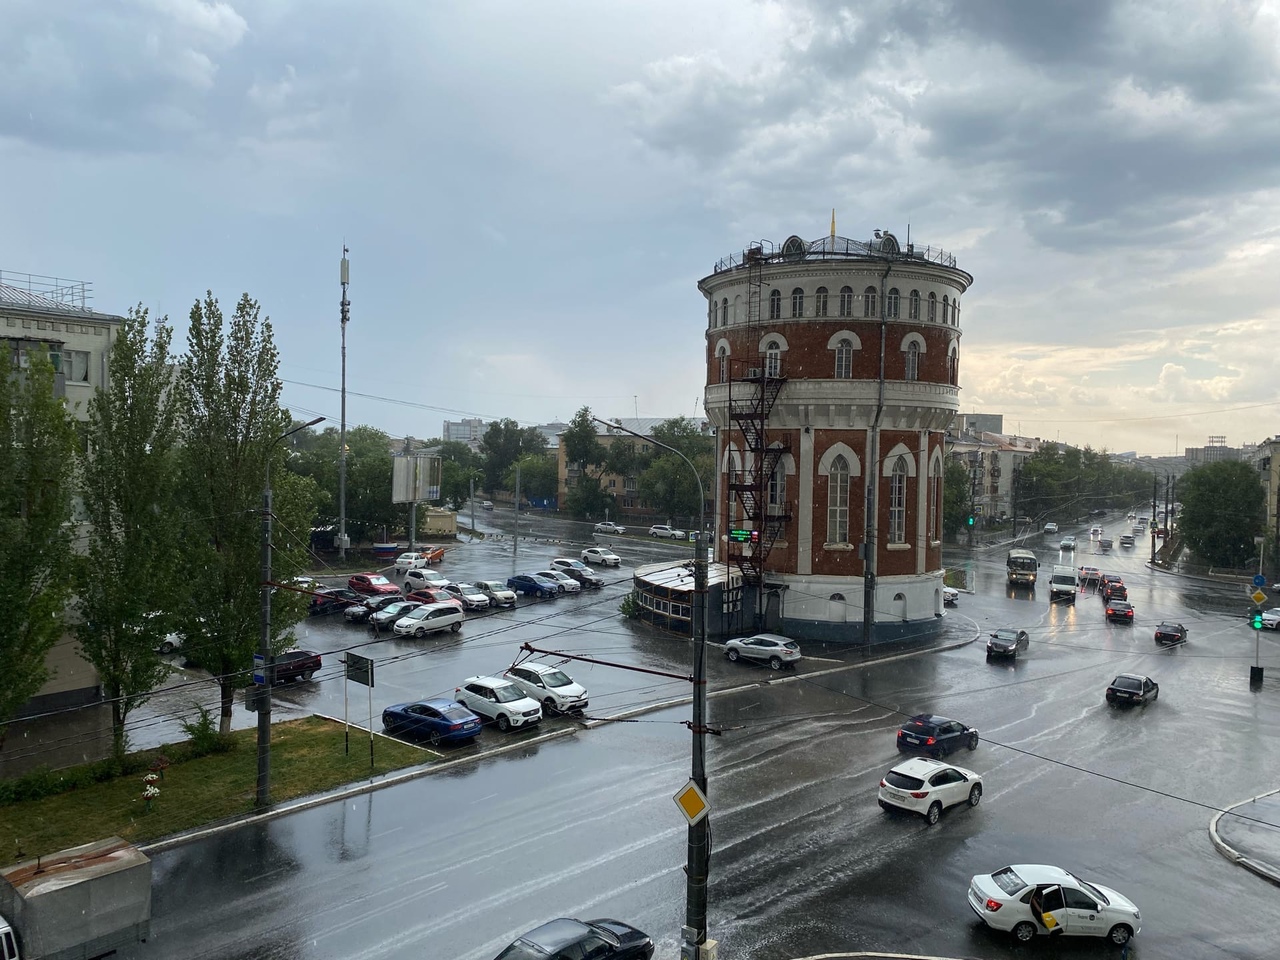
[649,524,686,539]
[503,662,589,714]
[455,676,543,732]
[392,602,463,637]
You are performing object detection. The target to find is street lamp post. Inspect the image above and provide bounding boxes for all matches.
[258,415,325,808]
[593,417,711,957]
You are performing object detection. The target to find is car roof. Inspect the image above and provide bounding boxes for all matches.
[1000,864,1075,886]
[903,713,955,726]
[463,674,517,688]
[1112,673,1149,682]
[737,633,791,643]
[518,918,594,951]
[515,661,564,675]
[889,756,951,777]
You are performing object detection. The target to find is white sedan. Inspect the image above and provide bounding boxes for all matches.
[594,521,627,534]
[535,570,582,593]
[967,864,1141,946]
[724,633,800,670]
[1261,607,1280,629]
[877,756,982,823]
[942,585,959,606]
[581,547,621,567]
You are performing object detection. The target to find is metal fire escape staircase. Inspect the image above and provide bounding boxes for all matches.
[726,243,790,589]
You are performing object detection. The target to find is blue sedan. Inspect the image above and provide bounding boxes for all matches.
[382,698,482,746]
[507,573,561,599]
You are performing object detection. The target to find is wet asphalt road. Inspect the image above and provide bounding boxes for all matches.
[121,511,1280,960]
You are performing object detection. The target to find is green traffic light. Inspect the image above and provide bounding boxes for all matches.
[1251,610,1264,630]
[966,515,975,526]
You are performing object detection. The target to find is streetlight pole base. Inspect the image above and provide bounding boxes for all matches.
[1250,665,1265,688]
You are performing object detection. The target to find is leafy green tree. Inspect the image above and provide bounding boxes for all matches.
[176,292,316,734]
[480,419,547,492]
[288,424,403,540]
[1177,461,1264,567]
[565,474,616,520]
[562,407,607,475]
[505,453,559,502]
[76,306,182,759]
[942,459,970,538]
[0,346,79,748]
[638,418,714,525]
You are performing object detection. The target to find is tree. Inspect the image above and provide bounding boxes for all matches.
[176,292,316,734]
[564,474,616,520]
[506,453,559,503]
[76,306,182,759]
[562,407,607,475]
[480,419,547,492]
[638,418,714,524]
[288,424,403,540]
[0,346,79,748]
[942,459,970,538]
[1177,461,1264,568]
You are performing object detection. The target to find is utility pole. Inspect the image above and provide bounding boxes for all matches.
[404,437,416,551]
[469,475,476,539]
[1150,473,1158,564]
[512,461,522,559]
[338,247,350,560]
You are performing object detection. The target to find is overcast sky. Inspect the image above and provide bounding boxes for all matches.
[4,0,1280,457]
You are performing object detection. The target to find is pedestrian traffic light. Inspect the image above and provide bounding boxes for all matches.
[1251,608,1264,630]
[966,515,975,527]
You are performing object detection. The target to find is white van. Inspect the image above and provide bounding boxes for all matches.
[1049,564,1078,603]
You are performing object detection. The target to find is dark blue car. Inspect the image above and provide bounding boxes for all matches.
[507,573,561,599]
[382,698,482,746]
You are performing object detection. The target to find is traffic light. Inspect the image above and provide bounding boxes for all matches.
[966,515,975,527]
[1251,608,1264,630]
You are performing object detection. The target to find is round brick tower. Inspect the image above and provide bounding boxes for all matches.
[699,230,972,642]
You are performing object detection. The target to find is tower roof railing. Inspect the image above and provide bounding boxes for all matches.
[0,270,93,312]
[712,234,957,274]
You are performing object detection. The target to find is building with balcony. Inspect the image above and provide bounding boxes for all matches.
[698,230,972,641]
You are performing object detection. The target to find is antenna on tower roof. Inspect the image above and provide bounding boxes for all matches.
[830,208,836,239]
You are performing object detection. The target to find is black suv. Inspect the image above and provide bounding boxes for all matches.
[895,714,979,757]
[1102,580,1128,602]
[274,649,322,683]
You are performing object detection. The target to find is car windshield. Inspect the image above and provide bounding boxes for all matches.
[541,670,573,688]
[493,943,544,960]
[455,583,478,593]
[491,684,525,704]
[1113,676,1142,691]
[991,866,1027,896]
[993,629,1019,641]
[368,575,391,586]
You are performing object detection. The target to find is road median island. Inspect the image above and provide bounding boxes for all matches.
[0,716,430,869]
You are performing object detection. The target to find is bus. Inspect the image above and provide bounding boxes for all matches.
[1006,548,1039,587]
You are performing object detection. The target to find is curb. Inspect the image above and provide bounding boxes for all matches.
[788,954,974,960]
[1207,787,1280,887]
[1144,561,1253,587]
[139,629,978,855]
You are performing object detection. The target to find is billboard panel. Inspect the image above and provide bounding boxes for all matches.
[391,455,442,504]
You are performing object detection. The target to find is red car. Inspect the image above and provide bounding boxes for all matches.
[405,588,463,610]
[349,573,400,595]
[274,649,322,683]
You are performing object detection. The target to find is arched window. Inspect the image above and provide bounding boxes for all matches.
[722,297,729,325]
[711,300,718,328]
[952,300,959,326]
[839,286,854,317]
[828,454,849,543]
[717,345,729,384]
[768,289,782,320]
[928,292,937,322]
[764,339,782,378]
[948,345,958,385]
[942,295,950,325]
[905,341,920,381]
[909,289,920,320]
[815,286,829,317]
[834,338,853,379]
[929,459,943,541]
[887,287,900,319]
[768,463,785,506]
[889,456,908,543]
[863,286,877,318]
[791,287,804,318]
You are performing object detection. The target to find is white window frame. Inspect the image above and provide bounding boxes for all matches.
[764,339,782,378]
[889,457,908,544]
[828,455,849,544]
[790,287,804,318]
[834,338,853,379]
[815,286,828,317]
[905,341,920,381]
[62,348,90,383]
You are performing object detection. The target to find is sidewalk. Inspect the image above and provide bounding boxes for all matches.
[1209,788,1280,887]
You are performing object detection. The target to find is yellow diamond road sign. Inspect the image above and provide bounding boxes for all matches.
[674,780,710,825]
[1252,589,1267,605]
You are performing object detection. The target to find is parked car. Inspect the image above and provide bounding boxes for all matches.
[405,587,463,610]
[1078,565,1102,584]
[382,698,482,746]
[393,552,429,576]
[273,648,322,683]
[967,863,1142,945]
[1154,622,1187,645]
[310,587,363,616]
[482,500,494,510]
[508,573,561,598]
[1105,599,1135,623]
[442,582,490,610]
[942,585,959,606]
[404,568,451,592]
[549,557,605,587]
[472,580,517,607]
[535,569,582,593]
[1043,522,1058,534]
[370,600,423,629]
[393,602,464,637]
[417,544,446,564]
[344,593,407,623]
[1106,673,1158,705]
[1261,607,1280,629]
[348,572,400,595]
[878,756,982,824]
[648,524,686,539]
[492,918,654,960]
[594,521,627,534]
[986,628,1029,659]
[455,676,543,732]
[896,714,979,757]
[724,633,801,670]
[581,547,621,567]
[503,662,589,714]
[1059,535,1076,551]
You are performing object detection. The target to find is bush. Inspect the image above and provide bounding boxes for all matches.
[178,704,235,757]
[619,591,641,619]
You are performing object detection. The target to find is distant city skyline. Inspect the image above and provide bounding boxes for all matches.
[4,1,1278,458]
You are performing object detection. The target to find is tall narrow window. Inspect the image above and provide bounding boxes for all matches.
[952,300,959,326]
[711,300,718,328]
[834,338,853,379]
[905,341,920,381]
[768,289,782,320]
[909,289,920,320]
[764,339,782,378]
[768,463,785,506]
[948,345,958,385]
[942,295,950,325]
[839,286,854,317]
[887,287,900,319]
[791,287,804,318]
[928,292,937,322]
[722,297,729,324]
[889,457,908,543]
[929,460,942,541]
[828,455,849,543]
[863,286,877,318]
[717,345,729,384]
[815,286,829,317]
